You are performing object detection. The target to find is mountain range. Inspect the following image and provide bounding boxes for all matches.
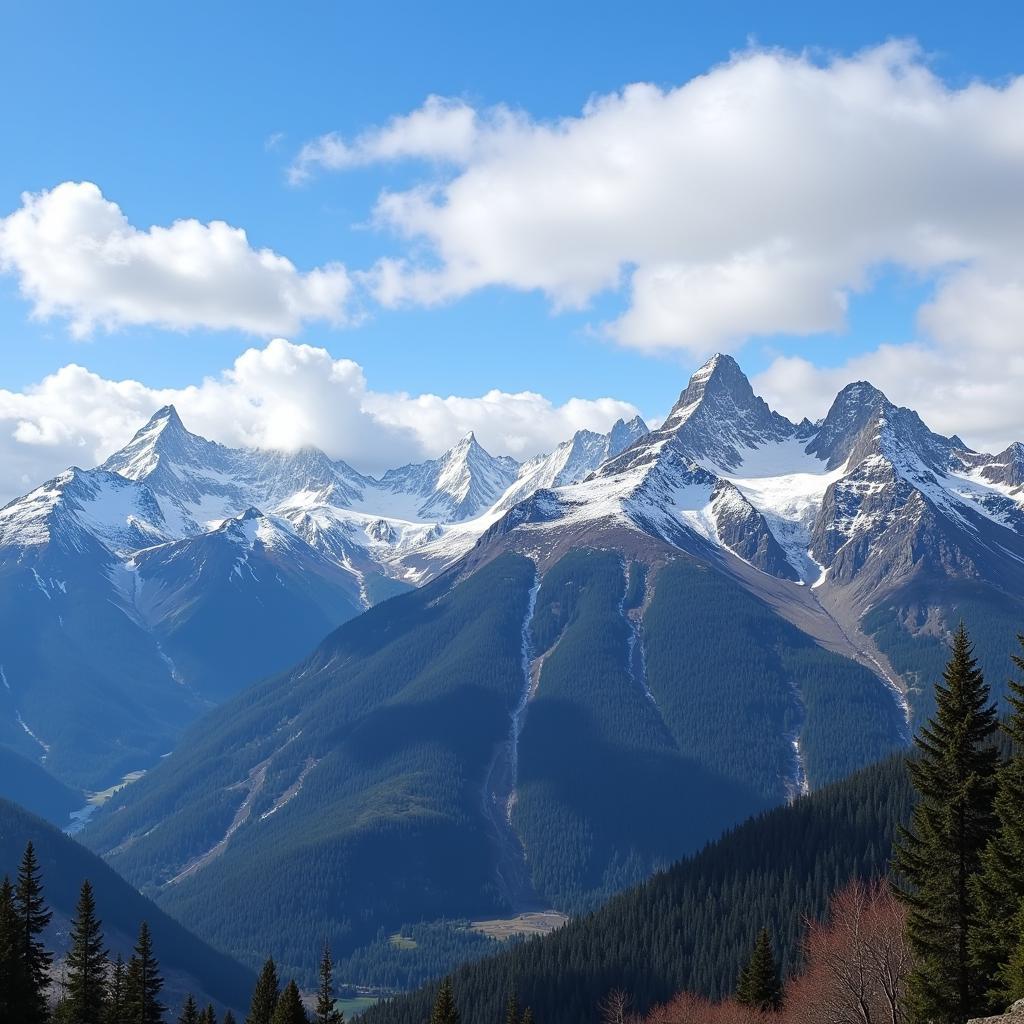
[0,399,647,787]
[63,354,1024,982]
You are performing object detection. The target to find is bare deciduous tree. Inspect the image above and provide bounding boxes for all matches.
[642,992,765,1023]
[599,988,634,1024]
[784,878,913,1024]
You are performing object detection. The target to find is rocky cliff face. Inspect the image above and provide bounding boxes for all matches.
[970,998,1024,1023]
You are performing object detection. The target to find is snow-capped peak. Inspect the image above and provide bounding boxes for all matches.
[607,415,649,458]
[808,381,953,474]
[599,354,795,480]
[100,404,217,485]
[494,417,650,513]
[378,434,520,522]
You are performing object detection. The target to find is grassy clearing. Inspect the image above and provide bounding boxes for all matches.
[337,996,380,1017]
[470,911,568,940]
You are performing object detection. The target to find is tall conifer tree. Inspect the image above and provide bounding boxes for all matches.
[735,927,782,1011]
[198,1005,217,1024]
[125,921,166,1024]
[315,943,342,1024]
[14,841,53,1024]
[504,992,521,1024]
[104,953,127,1024]
[178,995,201,1024]
[896,623,999,1024]
[270,980,307,1024]
[972,634,1024,1008]
[246,959,280,1024]
[430,978,460,1024]
[66,880,108,1023]
[0,875,24,1021]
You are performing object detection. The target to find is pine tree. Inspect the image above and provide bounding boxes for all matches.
[246,959,280,1024]
[66,880,108,1023]
[315,943,343,1024]
[104,954,127,1024]
[199,1005,217,1024]
[895,623,1000,1024]
[0,875,25,1022]
[224,1012,238,1024]
[521,1010,534,1024]
[735,927,782,1011]
[270,980,308,1024]
[504,992,521,1024]
[14,840,53,1024]
[125,921,166,1024]
[972,633,1024,1008]
[430,978,460,1024]
[179,995,201,1024]
[1004,901,1024,1011]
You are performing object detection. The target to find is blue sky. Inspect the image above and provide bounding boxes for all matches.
[0,1,1022,495]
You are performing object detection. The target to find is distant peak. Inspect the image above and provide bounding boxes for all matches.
[447,431,491,461]
[238,506,264,522]
[664,353,758,428]
[816,382,891,434]
[607,414,650,457]
[689,353,749,392]
[148,404,185,429]
[834,380,889,405]
[692,352,734,377]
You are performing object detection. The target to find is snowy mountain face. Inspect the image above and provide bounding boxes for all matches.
[0,404,647,786]
[488,354,1024,591]
[128,508,363,699]
[100,406,369,533]
[5,351,1024,791]
[378,432,520,521]
[496,416,649,512]
[466,353,1024,729]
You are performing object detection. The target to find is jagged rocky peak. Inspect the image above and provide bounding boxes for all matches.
[603,353,794,476]
[379,431,520,522]
[808,380,953,473]
[806,381,891,468]
[666,352,751,415]
[668,354,794,453]
[100,404,214,482]
[433,431,518,482]
[150,403,184,427]
[968,442,1024,489]
[607,415,649,457]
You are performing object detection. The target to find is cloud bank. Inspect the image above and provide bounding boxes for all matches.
[0,339,639,503]
[296,41,1024,362]
[0,182,354,337]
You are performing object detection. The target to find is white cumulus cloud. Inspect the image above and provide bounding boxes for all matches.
[753,337,1024,457]
[0,339,640,503]
[297,41,1024,359]
[289,95,513,183]
[0,182,355,337]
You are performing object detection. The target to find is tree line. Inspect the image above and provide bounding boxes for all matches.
[0,845,347,1024]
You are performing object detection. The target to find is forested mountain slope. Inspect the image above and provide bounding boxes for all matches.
[0,797,255,1013]
[361,755,914,1024]
[0,746,83,826]
[83,545,906,982]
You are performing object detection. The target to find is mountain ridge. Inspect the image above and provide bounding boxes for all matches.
[4,352,1024,790]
